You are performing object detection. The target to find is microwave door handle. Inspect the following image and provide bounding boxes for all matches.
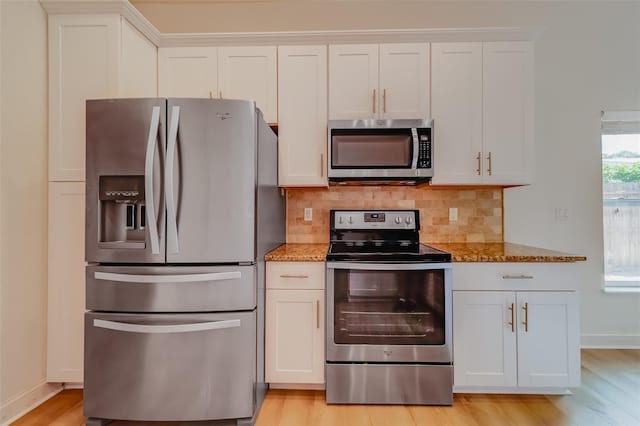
[144,106,161,255]
[411,130,419,168]
[166,106,180,255]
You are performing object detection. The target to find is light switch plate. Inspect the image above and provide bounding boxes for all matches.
[304,207,313,221]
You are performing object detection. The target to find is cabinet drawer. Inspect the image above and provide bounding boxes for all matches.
[453,263,579,291]
[267,262,325,290]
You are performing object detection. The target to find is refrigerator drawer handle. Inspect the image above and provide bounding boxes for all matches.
[166,105,180,255]
[144,106,161,255]
[94,271,242,283]
[93,319,241,334]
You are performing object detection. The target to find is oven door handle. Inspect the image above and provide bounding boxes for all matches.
[326,262,452,271]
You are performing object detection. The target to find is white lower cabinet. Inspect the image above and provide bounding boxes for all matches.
[265,262,325,386]
[453,263,580,393]
[47,182,85,382]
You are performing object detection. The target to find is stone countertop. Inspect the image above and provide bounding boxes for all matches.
[264,243,328,262]
[265,242,586,262]
[428,242,587,263]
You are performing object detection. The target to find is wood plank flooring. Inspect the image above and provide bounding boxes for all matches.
[11,349,640,426]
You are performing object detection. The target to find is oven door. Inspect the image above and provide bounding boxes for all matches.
[326,262,452,363]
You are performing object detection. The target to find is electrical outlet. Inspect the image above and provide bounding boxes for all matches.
[449,207,458,222]
[304,207,313,221]
[554,207,569,222]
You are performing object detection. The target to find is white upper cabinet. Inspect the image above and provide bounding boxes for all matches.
[158,47,218,98]
[482,42,534,185]
[278,45,328,187]
[48,14,157,182]
[329,44,379,120]
[431,41,534,186]
[48,15,119,182]
[378,43,430,119]
[219,46,278,123]
[431,42,483,185]
[158,46,278,123]
[329,43,429,120]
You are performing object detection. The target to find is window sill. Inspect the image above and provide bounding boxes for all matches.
[603,286,640,294]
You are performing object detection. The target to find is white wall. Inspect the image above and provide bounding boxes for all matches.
[0,1,60,422]
[133,0,640,347]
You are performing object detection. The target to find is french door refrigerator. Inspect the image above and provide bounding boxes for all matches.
[83,98,284,426]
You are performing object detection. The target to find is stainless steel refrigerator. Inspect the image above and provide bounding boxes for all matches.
[83,98,284,425]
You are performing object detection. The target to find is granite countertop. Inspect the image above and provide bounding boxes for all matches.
[264,243,329,262]
[428,242,587,262]
[265,242,586,263]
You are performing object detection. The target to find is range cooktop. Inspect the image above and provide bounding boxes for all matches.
[326,210,451,263]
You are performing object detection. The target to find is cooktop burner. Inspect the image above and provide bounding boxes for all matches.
[326,210,451,263]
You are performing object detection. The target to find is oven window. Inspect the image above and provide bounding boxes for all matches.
[331,130,412,168]
[333,269,445,345]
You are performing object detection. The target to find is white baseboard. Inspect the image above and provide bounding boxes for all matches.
[63,382,84,390]
[269,383,325,390]
[0,382,63,426]
[581,333,640,349]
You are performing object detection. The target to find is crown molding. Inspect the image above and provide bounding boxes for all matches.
[159,27,544,47]
[39,0,161,45]
[39,1,543,48]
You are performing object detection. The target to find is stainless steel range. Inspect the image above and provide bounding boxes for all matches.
[325,210,453,405]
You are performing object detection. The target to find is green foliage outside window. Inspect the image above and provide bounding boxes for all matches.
[602,162,640,183]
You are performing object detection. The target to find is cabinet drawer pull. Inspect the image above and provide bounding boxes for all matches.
[316,300,320,329]
[486,151,492,176]
[522,302,529,332]
[476,152,481,175]
[279,274,309,279]
[320,153,324,177]
[502,274,534,280]
[508,303,515,333]
[383,88,387,113]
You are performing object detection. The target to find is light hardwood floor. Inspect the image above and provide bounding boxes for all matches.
[11,349,640,426]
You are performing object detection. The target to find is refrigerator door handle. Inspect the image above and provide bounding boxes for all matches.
[93,319,241,334]
[144,106,161,255]
[94,271,242,283]
[166,105,180,255]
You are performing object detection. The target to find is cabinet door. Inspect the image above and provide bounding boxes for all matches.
[48,15,119,181]
[516,291,580,388]
[47,182,85,382]
[431,43,483,185]
[218,46,277,123]
[379,43,430,119]
[158,47,218,98]
[265,289,324,384]
[119,18,157,97]
[482,42,534,185]
[329,44,379,120]
[453,291,517,387]
[278,46,328,187]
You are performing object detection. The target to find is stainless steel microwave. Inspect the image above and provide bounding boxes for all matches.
[327,119,433,184]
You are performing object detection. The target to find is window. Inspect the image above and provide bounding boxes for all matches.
[601,111,640,290]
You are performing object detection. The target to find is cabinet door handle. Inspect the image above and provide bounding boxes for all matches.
[508,303,515,333]
[279,274,309,279]
[476,152,481,175]
[486,152,492,176]
[522,302,529,332]
[502,274,534,280]
[372,89,376,114]
[316,300,320,329]
[320,153,324,177]
[383,88,387,113]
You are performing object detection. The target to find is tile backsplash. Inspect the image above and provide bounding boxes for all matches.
[286,186,503,243]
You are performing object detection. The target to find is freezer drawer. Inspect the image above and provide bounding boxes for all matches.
[86,265,256,312]
[84,311,256,422]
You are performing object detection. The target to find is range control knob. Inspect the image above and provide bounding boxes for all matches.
[348,216,354,224]
[338,216,344,224]
[405,216,413,225]
[395,216,402,224]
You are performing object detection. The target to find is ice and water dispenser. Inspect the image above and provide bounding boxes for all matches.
[98,175,146,249]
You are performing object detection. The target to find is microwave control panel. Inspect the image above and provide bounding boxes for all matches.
[416,128,432,169]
